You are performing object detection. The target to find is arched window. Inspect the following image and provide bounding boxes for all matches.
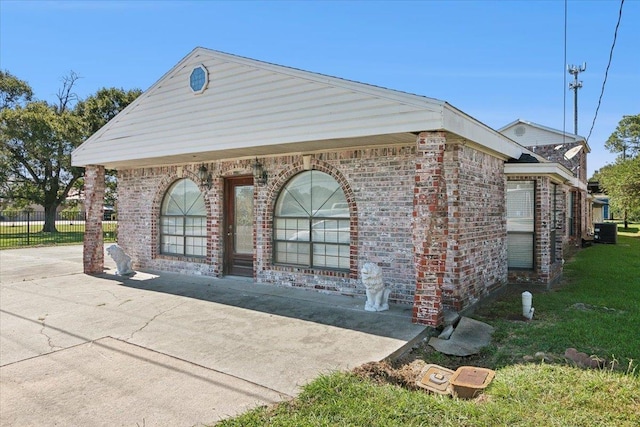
[160,179,207,257]
[274,171,350,270]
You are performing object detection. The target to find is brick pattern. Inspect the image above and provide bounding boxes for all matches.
[443,140,508,311]
[117,149,417,304]
[412,132,448,326]
[529,143,588,182]
[411,132,508,325]
[257,148,415,304]
[117,165,218,275]
[527,141,589,246]
[83,165,105,274]
[115,138,511,327]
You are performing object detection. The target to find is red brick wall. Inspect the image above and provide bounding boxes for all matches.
[257,148,417,304]
[116,138,510,326]
[443,141,508,311]
[529,143,588,182]
[411,133,508,324]
[412,132,448,325]
[117,148,417,303]
[118,165,220,276]
[527,141,590,244]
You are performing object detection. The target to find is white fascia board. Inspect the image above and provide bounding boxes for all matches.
[504,162,575,184]
[443,104,523,159]
[569,176,588,191]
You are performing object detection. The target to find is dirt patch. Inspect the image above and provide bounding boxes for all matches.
[353,360,427,390]
[352,359,498,402]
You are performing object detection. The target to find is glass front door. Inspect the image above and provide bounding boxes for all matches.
[224,177,254,276]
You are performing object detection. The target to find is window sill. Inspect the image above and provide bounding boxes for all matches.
[156,254,208,263]
[272,263,350,277]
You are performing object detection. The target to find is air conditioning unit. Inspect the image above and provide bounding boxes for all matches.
[593,223,617,244]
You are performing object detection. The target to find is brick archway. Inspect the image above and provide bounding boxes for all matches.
[261,158,359,279]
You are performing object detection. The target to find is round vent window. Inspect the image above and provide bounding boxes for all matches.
[514,126,526,137]
[189,65,208,94]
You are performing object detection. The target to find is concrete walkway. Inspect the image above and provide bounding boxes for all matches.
[0,245,426,426]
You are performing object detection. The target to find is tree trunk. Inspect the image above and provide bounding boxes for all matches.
[42,204,59,233]
[624,209,628,229]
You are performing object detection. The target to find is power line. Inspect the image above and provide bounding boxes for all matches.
[586,0,625,142]
[563,0,567,146]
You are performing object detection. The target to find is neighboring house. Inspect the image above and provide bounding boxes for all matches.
[591,198,608,224]
[72,48,588,326]
[498,119,591,282]
[588,181,611,224]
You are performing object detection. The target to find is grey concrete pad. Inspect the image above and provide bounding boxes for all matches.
[428,317,494,357]
[0,245,427,426]
[443,308,461,327]
[0,244,90,284]
[1,337,285,426]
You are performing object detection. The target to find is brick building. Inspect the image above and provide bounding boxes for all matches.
[72,48,588,326]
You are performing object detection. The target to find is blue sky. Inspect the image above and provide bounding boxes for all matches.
[1,0,638,177]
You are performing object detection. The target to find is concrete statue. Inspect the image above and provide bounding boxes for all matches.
[106,244,134,276]
[361,262,391,312]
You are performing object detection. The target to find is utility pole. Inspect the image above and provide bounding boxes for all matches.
[568,63,586,135]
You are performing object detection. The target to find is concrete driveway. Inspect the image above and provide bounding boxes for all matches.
[0,245,426,426]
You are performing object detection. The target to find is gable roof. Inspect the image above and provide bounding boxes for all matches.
[72,47,523,169]
[499,119,591,153]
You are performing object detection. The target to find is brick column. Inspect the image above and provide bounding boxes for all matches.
[536,178,552,281]
[83,165,105,274]
[412,132,447,326]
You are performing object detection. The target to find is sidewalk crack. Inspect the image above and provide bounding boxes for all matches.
[38,314,62,351]
[127,301,185,341]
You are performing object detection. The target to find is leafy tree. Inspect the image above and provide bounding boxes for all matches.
[0,70,33,109]
[0,72,141,231]
[600,114,640,229]
[596,158,640,228]
[0,72,34,210]
[605,114,640,160]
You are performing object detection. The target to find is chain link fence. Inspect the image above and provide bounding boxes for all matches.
[0,210,117,249]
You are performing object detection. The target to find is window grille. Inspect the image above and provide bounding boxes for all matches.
[273,171,350,270]
[160,179,207,257]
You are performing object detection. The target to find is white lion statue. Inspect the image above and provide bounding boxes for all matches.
[361,262,391,312]
[106,244,134,276]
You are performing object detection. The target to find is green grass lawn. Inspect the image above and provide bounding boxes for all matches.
[0,223,117,248]
[220,365,639,426]
[217,228,640,426]
[472,233,640,371]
